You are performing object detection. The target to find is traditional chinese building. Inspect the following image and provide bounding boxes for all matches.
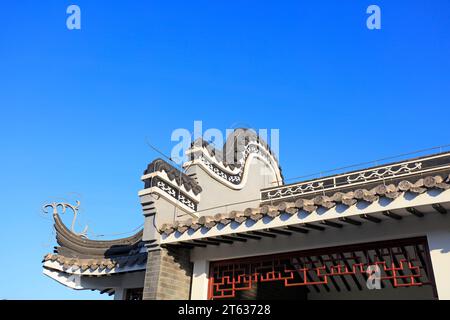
[43,129,450,300]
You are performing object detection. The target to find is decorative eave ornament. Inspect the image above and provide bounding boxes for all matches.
[43,200,88,238]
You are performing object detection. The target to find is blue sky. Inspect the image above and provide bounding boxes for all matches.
[1,0,449,299]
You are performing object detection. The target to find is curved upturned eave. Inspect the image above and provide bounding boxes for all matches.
[53,213,143,256]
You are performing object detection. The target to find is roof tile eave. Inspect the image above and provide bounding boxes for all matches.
[160,173,450,237]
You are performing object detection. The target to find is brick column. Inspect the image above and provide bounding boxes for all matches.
[143,247,193,300]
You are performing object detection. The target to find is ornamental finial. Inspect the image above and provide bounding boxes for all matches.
[43,200,88,238]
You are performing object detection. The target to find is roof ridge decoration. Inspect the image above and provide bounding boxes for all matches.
[143,158,202,195]
[160,173,450,236]
[261,151,450,203]
[140,158,202,214]
[184,128,284,190]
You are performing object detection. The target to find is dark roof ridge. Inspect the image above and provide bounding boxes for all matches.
[144,158,202,195]
[190,128,284,180]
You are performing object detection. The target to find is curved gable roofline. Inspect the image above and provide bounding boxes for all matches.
[189,128,284,182]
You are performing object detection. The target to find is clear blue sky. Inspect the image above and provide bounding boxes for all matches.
[1,0,449,299]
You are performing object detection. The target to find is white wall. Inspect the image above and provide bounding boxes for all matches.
[427,229,450,299]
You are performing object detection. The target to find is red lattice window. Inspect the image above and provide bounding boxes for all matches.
[208,237,435,300]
